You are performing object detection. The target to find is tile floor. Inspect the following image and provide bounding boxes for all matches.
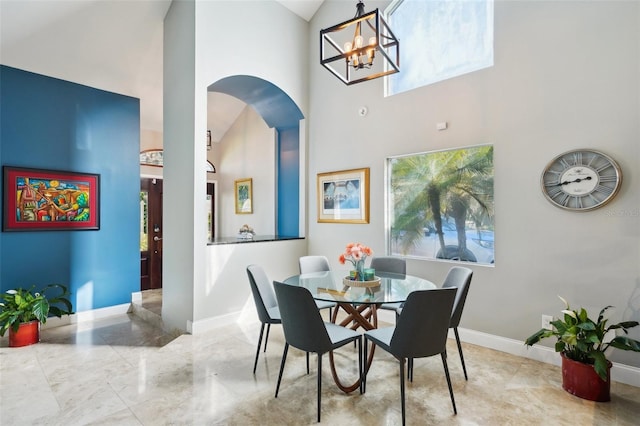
[1,291,639,425]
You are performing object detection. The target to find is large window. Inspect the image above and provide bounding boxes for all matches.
[386,145,494,265]
[386,0,494,96]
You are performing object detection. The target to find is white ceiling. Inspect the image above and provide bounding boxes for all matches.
[0,0,324,134]
[277,0,324,21]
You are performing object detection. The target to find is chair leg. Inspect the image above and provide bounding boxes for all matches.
[317,353,322,423]
[408,358,413,382]
[400,358,406,426]
[362,338,368,394]
[264,323,271,352]
[453,327,468,380]
[441,352,457,415]
[253,323,266,374]
[275,343,289,398]
[306,352,310,374]
[358,337,363,395]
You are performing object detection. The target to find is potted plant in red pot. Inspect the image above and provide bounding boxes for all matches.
[0,284,73,347]
[525,296,640,401]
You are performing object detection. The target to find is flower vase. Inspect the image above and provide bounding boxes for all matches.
[356,260,365,281]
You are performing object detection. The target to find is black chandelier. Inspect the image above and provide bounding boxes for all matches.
[320,1,400,85]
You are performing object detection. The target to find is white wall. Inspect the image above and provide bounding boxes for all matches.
[194,238,306,333]
[162,0,309,328]
[162,0,200,331]
[218,106,276,237]
[308,0,640,369]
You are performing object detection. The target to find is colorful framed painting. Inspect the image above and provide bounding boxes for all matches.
[3,166,100,231]
[234,177,252,214]
[317,167,370,224]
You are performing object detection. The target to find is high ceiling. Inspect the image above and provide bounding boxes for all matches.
[0,0,324,134]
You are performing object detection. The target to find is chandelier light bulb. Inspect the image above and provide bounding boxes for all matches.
[344,41,353,52]
[355,35,364,48]
[369,36,376,46]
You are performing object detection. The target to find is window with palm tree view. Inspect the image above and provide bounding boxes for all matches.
[387,145,494,265]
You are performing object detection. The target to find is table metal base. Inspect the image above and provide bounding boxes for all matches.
[328,302,378,393]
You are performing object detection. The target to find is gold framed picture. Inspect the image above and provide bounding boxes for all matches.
[235,178,253,214]
[317,167,369,224]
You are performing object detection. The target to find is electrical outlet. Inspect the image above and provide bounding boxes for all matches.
[542,315,553,330]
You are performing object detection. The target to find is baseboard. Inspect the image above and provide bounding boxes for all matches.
[41,303,131,329]
[187,311,241,335]
[377,310,638,388]
[455,327,640,388]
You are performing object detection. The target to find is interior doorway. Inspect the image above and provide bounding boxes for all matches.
[140,178,163,290]
[140,177,216,291]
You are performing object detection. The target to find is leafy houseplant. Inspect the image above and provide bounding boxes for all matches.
[525,296,640,400]
[0,284,73,341]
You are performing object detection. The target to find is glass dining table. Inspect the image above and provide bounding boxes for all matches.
[283,270,436,393]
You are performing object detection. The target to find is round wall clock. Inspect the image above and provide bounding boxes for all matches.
[541,149,622,211]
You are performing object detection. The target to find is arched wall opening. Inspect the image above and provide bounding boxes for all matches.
[207,75,303,237]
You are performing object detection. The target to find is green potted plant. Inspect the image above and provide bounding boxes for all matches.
[525,296,640,401]
[0,284,73,347]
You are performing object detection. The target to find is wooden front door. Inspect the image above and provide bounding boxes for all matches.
[140,178,163,290]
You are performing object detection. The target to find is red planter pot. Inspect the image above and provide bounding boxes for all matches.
[561,352,611,402]
[8,320,40,347]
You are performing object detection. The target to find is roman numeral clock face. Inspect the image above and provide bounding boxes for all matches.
[541,149,622,211]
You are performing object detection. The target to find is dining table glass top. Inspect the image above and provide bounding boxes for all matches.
[282,270,436,305]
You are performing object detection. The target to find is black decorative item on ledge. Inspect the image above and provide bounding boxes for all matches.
[207,130,212,151]
[320,0,399,85]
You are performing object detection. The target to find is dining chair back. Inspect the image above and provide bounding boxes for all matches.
[246,264,281,374]
[299,255,331,274]
[363,287,457,425]
[391,288,455,358]
[275,281,332,353]
[298,255,336,318]
[441,266,473,380]
[273,281,362,423]
[370,256,406,275]
[371,256,407,314]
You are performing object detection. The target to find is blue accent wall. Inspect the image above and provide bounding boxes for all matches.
[0,65,140,311]
[277,127,300,237]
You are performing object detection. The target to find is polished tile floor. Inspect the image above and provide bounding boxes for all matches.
[1,292,639,425]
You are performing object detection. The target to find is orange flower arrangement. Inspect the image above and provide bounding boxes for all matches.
[338,242,373,273]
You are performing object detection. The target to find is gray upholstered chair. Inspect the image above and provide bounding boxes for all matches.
[400,266,474,381]
[441,266,473,380]
[370,256,407,314]
[247,265,312,375]
[246,264,281,374]
[299,255,331,273]
[273,281,362,423]
[363,287,458,425]
[299,255,336,317]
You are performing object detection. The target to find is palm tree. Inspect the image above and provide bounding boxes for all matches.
[390,146,493,261]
